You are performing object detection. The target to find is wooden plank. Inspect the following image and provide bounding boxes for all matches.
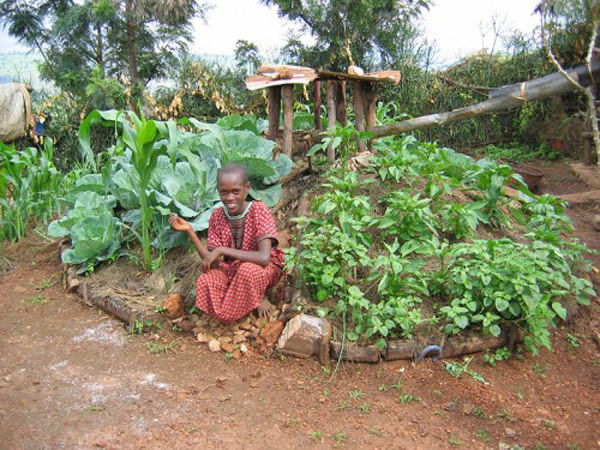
[267,86,281,141]
[282,84,294,158]
[313,80,322,130]
[326,81,337,164]
[353,82,366,152]
[317,70,400,84]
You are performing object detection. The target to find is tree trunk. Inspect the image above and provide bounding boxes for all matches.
[96,24,104,75]
[125,0,138,88]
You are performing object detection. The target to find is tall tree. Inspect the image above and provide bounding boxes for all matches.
[261,0,431,70]
[0,0,210,104]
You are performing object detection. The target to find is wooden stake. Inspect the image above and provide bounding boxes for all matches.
[335,80,347,126]
[353,82,366,152]
[326,81,337,164]
[364,82,377,151]
[313,80,322,130]
[267,86,281,141]
[282,84,294,158]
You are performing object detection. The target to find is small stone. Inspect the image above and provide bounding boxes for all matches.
[219,336,233,344]
[197,333,213,343]
[221,343,234,353]
[259,321,285,347]
[232,349,241,360]
[240,322,252,331]
[504,428,517,438]
[234,329,245,335]
[179,319,195,333]
[318,397,326,403]
[462,403,474,415]
[240,344,248,353]
[216,376,228,383]
[244,331,252,337]
[443,402,457,412]
[498,442,511,450]
[95,442,108,448]
[233,334,246,344]
[251,329,260,338]
[208,340,221,352]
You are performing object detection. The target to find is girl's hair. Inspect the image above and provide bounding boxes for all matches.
[217,163,249,183]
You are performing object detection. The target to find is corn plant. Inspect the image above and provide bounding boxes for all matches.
[0,139,66,242]
[80,109,168,271]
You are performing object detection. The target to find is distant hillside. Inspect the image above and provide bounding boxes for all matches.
[0,52,42,85]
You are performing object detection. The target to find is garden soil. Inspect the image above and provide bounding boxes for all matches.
[0,162,599,450]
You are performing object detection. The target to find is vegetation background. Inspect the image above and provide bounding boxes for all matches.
[0,0,594,168]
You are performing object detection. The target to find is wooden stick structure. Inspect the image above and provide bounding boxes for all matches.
[335,81,347,126]
[326,81,337,164]
[267,86,281,141]
[353,82,366,152]
[364,82,377,150]
[282,85,294,157]
[313,80,322,130]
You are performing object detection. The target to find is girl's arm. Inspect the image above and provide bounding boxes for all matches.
[168,214,210,260]
[202,239,272,272]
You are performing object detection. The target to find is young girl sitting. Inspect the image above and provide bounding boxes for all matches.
[168,163,284,323]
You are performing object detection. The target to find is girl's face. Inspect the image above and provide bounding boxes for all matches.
[217,173,250,216]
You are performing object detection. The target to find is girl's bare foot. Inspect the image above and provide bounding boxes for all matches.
[258,296,274,317]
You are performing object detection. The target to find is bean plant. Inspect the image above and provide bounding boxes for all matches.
[290,135,596,353]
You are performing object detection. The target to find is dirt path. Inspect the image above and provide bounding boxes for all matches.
[1,162,599,450]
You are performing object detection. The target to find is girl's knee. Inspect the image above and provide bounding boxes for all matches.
[237,262,266,280]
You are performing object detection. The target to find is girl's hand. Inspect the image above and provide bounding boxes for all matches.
[169,214,192,232]
[201,248,221,273]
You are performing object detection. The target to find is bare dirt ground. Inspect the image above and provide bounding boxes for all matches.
[1,161,599,450]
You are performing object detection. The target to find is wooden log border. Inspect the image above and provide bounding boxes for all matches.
[60,245,158,332]
[60,243,524,363]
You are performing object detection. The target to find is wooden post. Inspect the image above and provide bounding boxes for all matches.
[267,86,281,141]
[364,82,377,151]
[282,84,294,158]
[313,80,322,131]
[582,132,598,166]
[353,82,366,152]
[335,80,347,126]
[326,81,337,164]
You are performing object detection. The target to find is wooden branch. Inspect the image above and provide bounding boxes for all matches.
[353,82,366,152]
[326,81,337,164]
[371,62,600,139]
[267,86,281,141]
[282,85,294,158]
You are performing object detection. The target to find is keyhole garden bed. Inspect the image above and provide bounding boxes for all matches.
[48,111,598,365]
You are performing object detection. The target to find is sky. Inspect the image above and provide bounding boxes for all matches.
[0,0,541,66]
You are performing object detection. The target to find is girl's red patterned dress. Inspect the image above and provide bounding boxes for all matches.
[195,201,284,323]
